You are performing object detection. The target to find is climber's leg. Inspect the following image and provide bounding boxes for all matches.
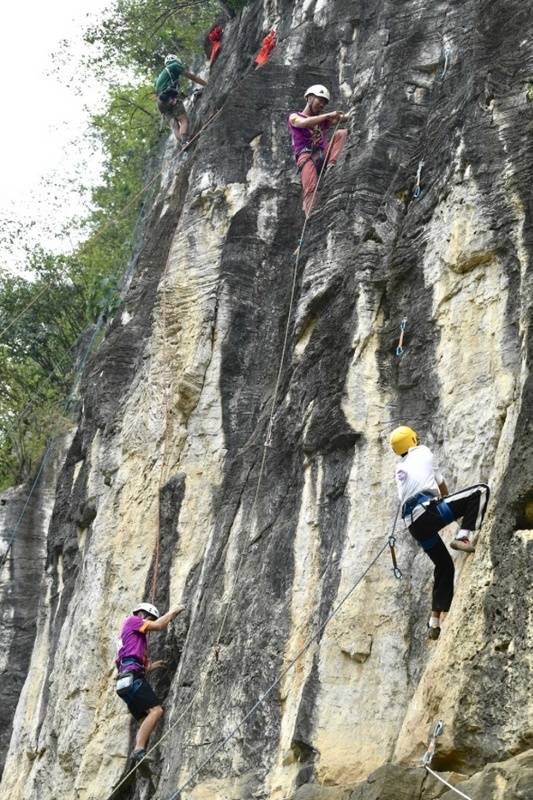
[134,705,164,751]
[297,152,319,216]
[325,128,348,167]
[177,112,189,140]
[409,511,454,638]
[446,484,490,551]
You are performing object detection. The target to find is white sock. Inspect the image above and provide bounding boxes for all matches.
[429,615,440,628]
[456,528,472,540]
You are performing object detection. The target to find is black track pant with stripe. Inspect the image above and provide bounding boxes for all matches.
[408,484,490,612]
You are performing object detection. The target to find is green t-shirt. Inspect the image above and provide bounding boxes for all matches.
[154,59,185,94]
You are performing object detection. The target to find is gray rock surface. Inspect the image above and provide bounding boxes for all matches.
[0,432,74,778]
[1,0,532,798]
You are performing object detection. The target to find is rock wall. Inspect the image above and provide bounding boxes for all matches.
[1,0,532,798]
[0,432,74,780]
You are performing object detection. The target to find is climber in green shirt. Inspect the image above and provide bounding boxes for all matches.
[155,54,207,145]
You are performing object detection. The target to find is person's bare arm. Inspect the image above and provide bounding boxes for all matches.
[184,70,207,87]
[289,111,340,128]
[146,659,167,672]
[143,605,185,632]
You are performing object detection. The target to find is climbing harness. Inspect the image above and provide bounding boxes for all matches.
[422,720,474,800]
[395,317,407,357]
[433,498,455,525]
[115,673,135,697]
[401,491,435,523]
[413,159,424,199]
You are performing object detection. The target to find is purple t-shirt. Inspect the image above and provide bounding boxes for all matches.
[287,112,330,159]
[116,615,149,672]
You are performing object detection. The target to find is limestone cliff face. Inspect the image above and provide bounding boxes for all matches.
[1,1,532,799]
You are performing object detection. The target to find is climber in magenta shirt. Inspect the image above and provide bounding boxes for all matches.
[116,614,150,673]
[288,84,348,216]
[114,601,185,770]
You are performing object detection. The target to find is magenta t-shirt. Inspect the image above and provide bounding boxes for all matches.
[116,615,149,672]
[287,112,330,159]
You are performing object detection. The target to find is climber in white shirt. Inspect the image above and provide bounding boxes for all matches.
[391,426,490,640]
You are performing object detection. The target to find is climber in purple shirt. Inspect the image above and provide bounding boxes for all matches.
[115,601,185,768]
[288,84,348,216]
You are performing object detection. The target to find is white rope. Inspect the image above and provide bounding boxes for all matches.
[163,538,392,800]
[425,766,474,800]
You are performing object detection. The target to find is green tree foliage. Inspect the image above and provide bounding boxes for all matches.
[84,0,220,77]
[0,0,223,490]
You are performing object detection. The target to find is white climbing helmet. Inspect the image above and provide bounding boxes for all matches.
[304,84,330,103]
[132,602,160,619]
[164,54,179,65]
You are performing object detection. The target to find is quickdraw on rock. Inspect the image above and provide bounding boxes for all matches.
[441,44,451,78]
[422,719,444,767]
[422,720,474,800]
[396,318,407,357]
[413,160,424,199]
[388,534,403,579]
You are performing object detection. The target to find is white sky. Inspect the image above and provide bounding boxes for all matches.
[0,0,111,270]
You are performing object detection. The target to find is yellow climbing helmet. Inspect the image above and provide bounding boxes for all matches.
[390,426,418,456]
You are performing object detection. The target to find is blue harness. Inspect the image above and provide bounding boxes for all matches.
[402,492,455,551]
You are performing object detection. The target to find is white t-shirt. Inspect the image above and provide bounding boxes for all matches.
[394,445,444,521]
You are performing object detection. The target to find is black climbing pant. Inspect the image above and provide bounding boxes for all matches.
[408,484,490,612]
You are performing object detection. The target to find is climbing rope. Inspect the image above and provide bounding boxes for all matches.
[210,120,344,654]
[425,766,474,800]
[164,535,392,800]
[421,720,474,800]
[102,58,353,800]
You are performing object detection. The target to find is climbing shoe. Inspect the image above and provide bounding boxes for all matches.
[450,536,475,553]
[130,749,147,767]
[427,622,441,641]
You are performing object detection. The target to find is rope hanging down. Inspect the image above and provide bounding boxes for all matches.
[105,107,340,800]
[109,500,400,799]
[422,720,474,800]
[211,120,343,652]
[164,535,393,800]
